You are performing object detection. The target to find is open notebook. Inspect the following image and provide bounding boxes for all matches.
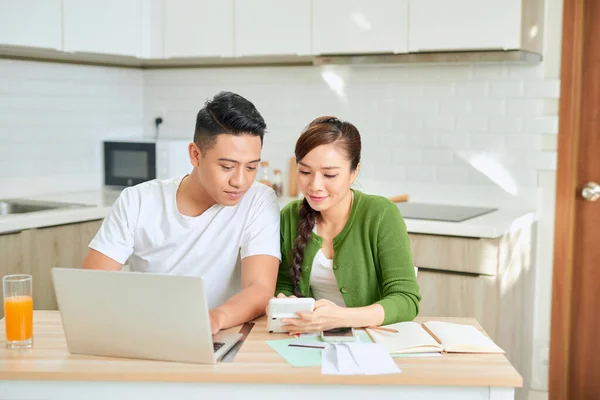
[366,321,504,354]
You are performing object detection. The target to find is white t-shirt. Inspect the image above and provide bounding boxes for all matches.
[89,176,281,309]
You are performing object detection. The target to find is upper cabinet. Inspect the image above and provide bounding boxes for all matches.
[408,0,544,53]
[0,0,545,64]
[164,0,234,58]
[234,0,311,57]
[63,0,143,57]
[312,0,409,55]
[0,0,62,50]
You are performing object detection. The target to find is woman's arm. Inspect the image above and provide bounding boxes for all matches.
[373,202,421,324]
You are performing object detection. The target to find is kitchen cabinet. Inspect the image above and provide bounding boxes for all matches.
[408,0,544,53]
[0,0,62,50]
[164,0,234,58]
[411,225,535,384]
[0,219,103,319]
[312,0,409,55]
[234,0,311,56]
[63,0,143,57]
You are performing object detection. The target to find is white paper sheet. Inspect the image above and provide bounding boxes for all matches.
[321,343,401,375]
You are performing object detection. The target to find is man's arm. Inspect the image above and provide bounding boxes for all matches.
[82,187,137,270]
[209,254,279,334]
[82,249,123,271]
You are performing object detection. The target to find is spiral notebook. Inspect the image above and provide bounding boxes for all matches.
[366,321,504,355]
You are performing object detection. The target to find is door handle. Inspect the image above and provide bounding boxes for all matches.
[582,182,600,201]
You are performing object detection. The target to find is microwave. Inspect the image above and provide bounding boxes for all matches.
[103,138,191,187]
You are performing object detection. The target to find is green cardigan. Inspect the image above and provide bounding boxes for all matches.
[276,190,421,325]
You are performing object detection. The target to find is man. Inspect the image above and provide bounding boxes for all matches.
[83,91,280,334]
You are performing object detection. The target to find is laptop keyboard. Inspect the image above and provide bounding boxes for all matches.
[213,342,225,352]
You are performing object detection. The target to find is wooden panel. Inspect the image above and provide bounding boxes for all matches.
[408,233,499,275]
[0,231,28,320]
[29,224,82,310]
[417,270,498,339]
[550,1,600,399]
[0,232,24,277]
[0,311,522,387]
[26,219,102,311]
[78,220,103,259]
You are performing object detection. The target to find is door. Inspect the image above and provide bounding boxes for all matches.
[63,0,143,57]
[549,1,600,399]
[407,0,521,52]
[0,0,62,50]
[164,0,234,58]
[312,0,409,55]
[234,0,311,56]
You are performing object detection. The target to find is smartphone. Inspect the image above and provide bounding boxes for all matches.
[267,297,315,333]
[320,327,357,342]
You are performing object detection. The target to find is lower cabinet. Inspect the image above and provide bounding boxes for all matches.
[410,224,536,381]
[0,219,103,319]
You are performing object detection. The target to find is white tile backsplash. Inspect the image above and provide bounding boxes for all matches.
[0,60,558,208]
[0,59,144,198]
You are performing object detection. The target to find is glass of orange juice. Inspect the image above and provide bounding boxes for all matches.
[2,274,33,349]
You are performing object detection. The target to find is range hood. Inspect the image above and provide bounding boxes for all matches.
[313,50,542,66]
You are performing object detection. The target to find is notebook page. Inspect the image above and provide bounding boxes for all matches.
[366,321,442,354]
[423,321,504,353]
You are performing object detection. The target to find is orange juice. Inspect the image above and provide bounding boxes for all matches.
[4,295,33,341]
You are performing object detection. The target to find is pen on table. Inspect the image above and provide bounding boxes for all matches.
[288,343,327,349]
[366,325,399,333]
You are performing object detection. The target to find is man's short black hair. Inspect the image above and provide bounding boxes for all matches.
[194,91,266,153]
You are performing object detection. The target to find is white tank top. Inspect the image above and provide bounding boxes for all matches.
[309,226,346,307]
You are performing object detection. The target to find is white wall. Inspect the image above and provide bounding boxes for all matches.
[0,59,144,198]
[528,0,564,396]
[144,63,558,209]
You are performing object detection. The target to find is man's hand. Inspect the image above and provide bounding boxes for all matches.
[281,299,348,335]
[209,308,227,335]
[265,292,297,314]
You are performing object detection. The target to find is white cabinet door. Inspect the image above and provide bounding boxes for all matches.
[0,0,62,50]
[141,0,164,59]
[165,0,234,58]
[63,0,143,57]
[234,0,311,56]
[312,0,408,55]
[408,0,521,51]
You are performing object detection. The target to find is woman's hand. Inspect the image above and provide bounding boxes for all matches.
[281,299,348,335]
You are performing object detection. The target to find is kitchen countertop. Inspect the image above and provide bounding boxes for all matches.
[0,189,536,238]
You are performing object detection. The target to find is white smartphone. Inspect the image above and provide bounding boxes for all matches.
[320,327,357,342]
[267,297,315,333]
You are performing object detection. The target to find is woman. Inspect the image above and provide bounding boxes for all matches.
[276,116,421,334]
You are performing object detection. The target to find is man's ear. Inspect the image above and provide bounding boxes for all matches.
[189,142,202,167]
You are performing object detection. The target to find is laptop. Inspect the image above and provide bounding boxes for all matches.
[51,268,242,364]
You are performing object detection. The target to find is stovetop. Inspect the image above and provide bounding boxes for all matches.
[395,202,498,223]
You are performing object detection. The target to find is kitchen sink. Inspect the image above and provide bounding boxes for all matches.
[0,199,91,216]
